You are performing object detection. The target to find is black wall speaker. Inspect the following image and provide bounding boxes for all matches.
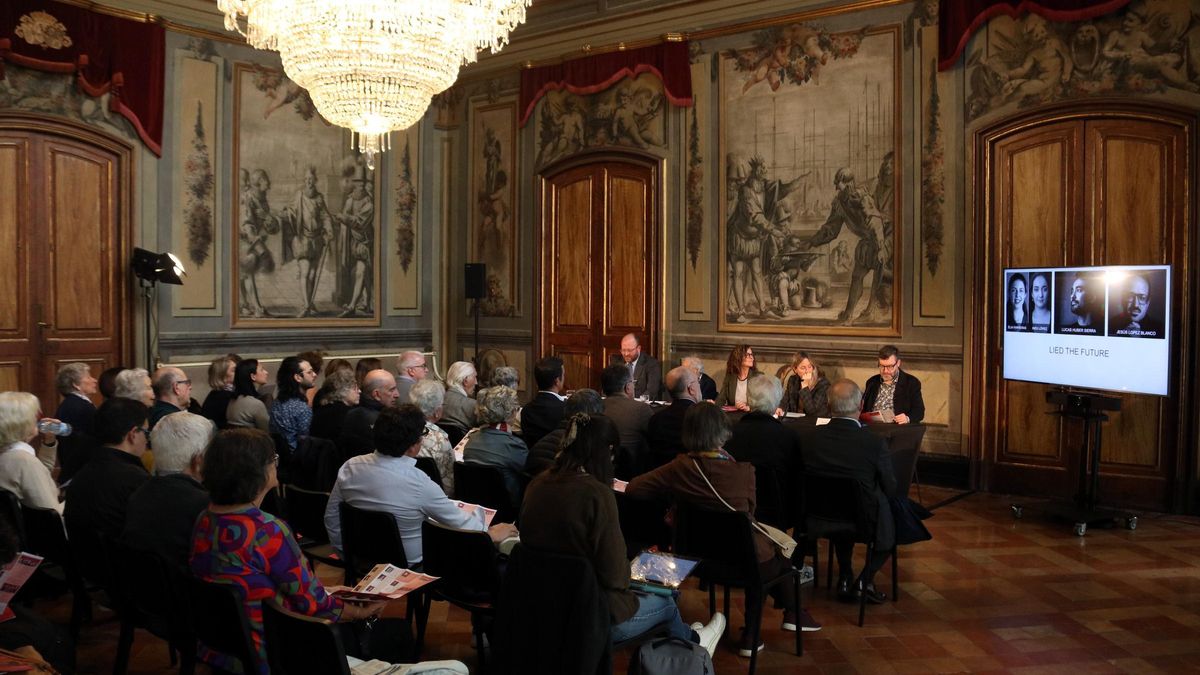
[465,263,486,300]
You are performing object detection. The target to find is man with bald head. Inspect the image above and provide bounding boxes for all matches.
[645,365,702,470]
[395,350,428,404]
[339,369,400,458]
[609,333,663,400]
[148,366,193,429]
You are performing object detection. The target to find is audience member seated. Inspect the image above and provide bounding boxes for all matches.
[527,389,604,476]
[862,345,924,425]
[149,366,193,429]
[800,379,896,604]
[0,518,75,674]
[410,380,455,496]
[114,367,154,407]
[354,357,382,390]
[200,354,240,429]
[609,333,663,401]
[441,361,478,431]
[0,392,63,512]
[645,366,700,470]
[715,344,760,411]
[99,365,125,401]
[682,355,719,402]
[122,412,214,570]
[297,350,326,408]
[64,398,150,572]
[520,413,725,658]
[600,364,652,462]
[227,359,271,431]
[191,429,383,675]
[628,402,818,655]
[781,351,831,417]
[490,366,523,434]
[395,351,428,404]
[339,369,399,458]
[521,356,566,448]
[313,358,353,406]
[52,362,99,484]
[725,375,800,526]
[310,369,359,441]
[463,386,529,508]
[270,356,317,449]
[475,348,507,394]
[324,405,517,565]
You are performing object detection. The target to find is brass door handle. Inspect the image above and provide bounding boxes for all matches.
[37,321,50,327]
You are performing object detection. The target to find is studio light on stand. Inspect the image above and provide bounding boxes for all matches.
[132,248,185,371]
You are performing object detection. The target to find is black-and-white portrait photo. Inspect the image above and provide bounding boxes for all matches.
[1109,269,1166,338]
[1054,270,1104,335]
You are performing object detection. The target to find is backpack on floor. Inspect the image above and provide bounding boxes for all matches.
[628,637,714,675]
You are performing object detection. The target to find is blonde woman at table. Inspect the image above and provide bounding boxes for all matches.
[781,351,831,417]
[715,344,759,411]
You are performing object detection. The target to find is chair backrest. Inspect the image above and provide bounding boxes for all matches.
[24,505,77,574]
[493,544,612,675]
[454,462,516,523]
[108,538,189,639]
[259,486,283,520]
[888,426,927,500]
[436,422,466,447]
[282,484,331,544]
[185,576,258,675]
[672,504,761,587]
[421,520,498,602]
[798,473,870,539]
[751,463,788,530]
[0,488,25,548]
[291,435,339,492]
[338,501,407,584]
[270,432,293,481]
[614,492,672,561]
[414,456,443,489]
[262,599,352,675]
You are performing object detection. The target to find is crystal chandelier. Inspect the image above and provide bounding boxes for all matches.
[218,0,530,167]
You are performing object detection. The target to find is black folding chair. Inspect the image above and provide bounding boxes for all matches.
[613,492,672,560]
[453,462,516,524]
[281,484,345,572]
[436,422,467,447]
[421,520,500,671]
[414,456,443,490]
[798,473,897,627]
[262,599,352,675]
[673,505,803,674]
[107,539,195,675]
[184,576,258,675]
[27,504,93,636]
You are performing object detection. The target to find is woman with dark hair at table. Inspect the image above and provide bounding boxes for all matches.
[521,413,726,658]
[781,351,830,417]
[226,359,270,431]
[190,429,382,674]
[1006,272,1031,331]
[715,344,760,411]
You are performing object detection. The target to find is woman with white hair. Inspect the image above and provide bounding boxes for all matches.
[441,361,478,431]
[410,379,455,496]
[0,392,64,512]
[113,368,154,407]
[462,386,528,508]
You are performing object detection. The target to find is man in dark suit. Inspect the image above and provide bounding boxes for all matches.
[53,362,99,485]
[338,369,399,458]
[609,333,663,401]
[800,379,895,604]
[526,389,605,475]
[645,366,700,470]
[862,345,924,424]
[724,374,800,528]
[1109,272,1164,338]
[520,356,566,449]
[600,364,654,476]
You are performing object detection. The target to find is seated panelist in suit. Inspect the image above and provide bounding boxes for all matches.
[608,333,663,401]
[520,356,566,449]
[861,345,923,425]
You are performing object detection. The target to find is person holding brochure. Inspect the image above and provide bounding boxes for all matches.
[861,345,923,425]
[190,429,384,675]
[520,413,726,658]
[324,405,518,566]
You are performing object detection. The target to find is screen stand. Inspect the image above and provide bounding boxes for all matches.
[1010,388,1138,536]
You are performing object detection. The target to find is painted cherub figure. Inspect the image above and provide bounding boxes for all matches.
[1001,14,1074,99]
[1102,10,1197,90]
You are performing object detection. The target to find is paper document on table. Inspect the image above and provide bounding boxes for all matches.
[815,417,832,426]
[453,447,464,463]
[784,412,804,418]
[333,563,437,601]
[612,479,628,493]
[860,409,894,424]
[454,500,496,527]
[0,552,42,620]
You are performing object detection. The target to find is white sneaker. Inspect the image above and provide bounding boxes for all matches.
[691,612,726,659]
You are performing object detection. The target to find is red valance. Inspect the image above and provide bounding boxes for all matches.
[939,0,1132,71]
[519,40,693,127]
[0,0,164,155]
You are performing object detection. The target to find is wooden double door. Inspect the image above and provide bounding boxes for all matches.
[0,116,131,409]
[974,105,1194,512]
[538,156,661,391]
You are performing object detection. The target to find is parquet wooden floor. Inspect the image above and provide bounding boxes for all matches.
[40,486,1200,673]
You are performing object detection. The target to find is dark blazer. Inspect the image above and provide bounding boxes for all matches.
[121,473,209,571]
[64,447,149,575]
[602,394,653,453]
[54,394,96,485]
[337,399,384,458]
[715,368,760,407]
[798,417,895,549]
[724,412,801,528]
[54,394,96,435]
[698,373,719,402]
[520,392,565,449]
[200,389,236,429]
[608,353,663,400]
[526,426,566,476]
[862,370,925,424]
[645,398,694,469]
[310,400,351,441]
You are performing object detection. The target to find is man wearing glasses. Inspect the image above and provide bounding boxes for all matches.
[861,345,924,425]
[148,366,193,430]
[395,351,428,404]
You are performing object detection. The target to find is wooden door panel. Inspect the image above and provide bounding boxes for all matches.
[47,145,109,334]
[0,361,25,394]
[557,349,593,395]
[1006,138,1073,265]
[1004,380,1063,460]
[605,174,649,331]
[0,140,28,337]
[553,177,593,330]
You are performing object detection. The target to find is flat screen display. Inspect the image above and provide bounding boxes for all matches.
[1001,265,1171,396]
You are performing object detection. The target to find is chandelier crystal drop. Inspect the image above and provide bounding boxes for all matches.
[218,0,531,167]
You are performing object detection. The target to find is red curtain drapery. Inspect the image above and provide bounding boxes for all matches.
[519,40,692,127]
[939,0,1133,71]
[0,0,164,155]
